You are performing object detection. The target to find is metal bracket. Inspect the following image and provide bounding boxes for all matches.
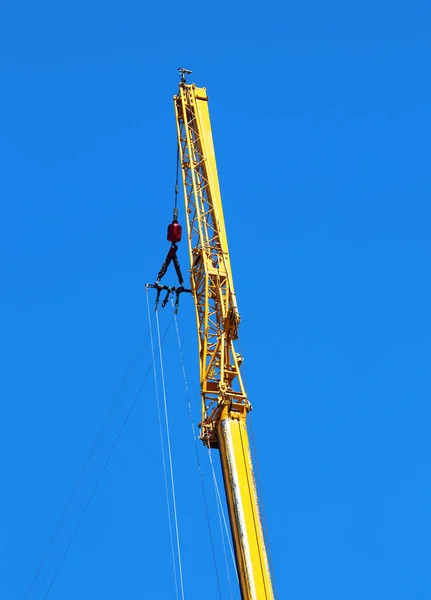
[178,67,192,83]
[145,282,192,314]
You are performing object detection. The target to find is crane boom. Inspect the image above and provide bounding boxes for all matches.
[174,81,274,600]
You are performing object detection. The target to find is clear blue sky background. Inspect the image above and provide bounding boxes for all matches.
[1,1,430,598]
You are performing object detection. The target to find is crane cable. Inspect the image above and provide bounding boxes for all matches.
[148,294,185,600]
[207,448,239,584]
[146,290,180,600]
[174,141,180,210]
[26,314,172,598]
[39,315,174,598]
[25,359,134,598]
[171,303,223,600]
[155,307,185,600]
[248,415,278,599]
[207,448,235,600]
[171,303,240,594]
[237,340,278,599]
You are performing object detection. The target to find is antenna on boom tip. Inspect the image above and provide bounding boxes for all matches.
[178,67,192,83]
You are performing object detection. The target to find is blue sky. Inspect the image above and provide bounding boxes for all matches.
[1,0,430,598]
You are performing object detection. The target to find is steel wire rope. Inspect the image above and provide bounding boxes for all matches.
[212,459,234,600]
[238,338,278,598]
[40,316,174,599]
[207,448,239,583]
[146,291,179,600]
[238,421,269,600]
[174,141,180,210]
[170,304,238,588]
[171,304,223,599]
[25,358,135,598]
[248,415,278,598]
[154,307,185,600]
[38,353,144,597]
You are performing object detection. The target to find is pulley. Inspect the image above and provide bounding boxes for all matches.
[167,208,182,243]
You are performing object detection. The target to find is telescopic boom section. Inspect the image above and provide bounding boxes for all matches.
[174,82,274,600]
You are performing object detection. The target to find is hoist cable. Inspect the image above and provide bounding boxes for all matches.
[40,317,174,599]
[171,302,237,591]
[174,142,180,209]
[146,291,179,600]
[213,464,234,600]
[155,308,185,600]
[25,359,134,598]
[171,305,223,599]
[238,338,278,598]
[208,449,239,584]
[249,415,278,599]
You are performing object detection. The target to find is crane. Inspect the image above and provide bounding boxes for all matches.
[174,70,275,600]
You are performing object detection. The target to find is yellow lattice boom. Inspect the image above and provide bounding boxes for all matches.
[174,80,274,600]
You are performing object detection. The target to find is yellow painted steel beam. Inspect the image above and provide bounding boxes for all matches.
[218,407,273,599]
[174,82,274,600]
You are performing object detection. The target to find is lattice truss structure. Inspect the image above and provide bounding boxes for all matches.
[174,84,251,445]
